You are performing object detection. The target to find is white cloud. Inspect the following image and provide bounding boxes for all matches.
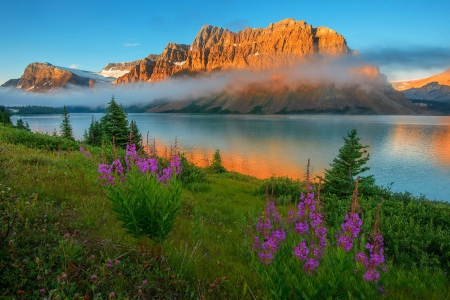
[69,64,79,69]
[123,43,141,47]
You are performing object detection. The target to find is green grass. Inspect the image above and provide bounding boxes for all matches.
[1,124,449,299]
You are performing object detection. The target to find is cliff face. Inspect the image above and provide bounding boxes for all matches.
[115,18,351,83]
[2,63,92,92]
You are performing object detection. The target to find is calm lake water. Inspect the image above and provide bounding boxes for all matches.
[10,113,450,202]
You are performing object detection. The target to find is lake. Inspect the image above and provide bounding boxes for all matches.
[10,113,450,202]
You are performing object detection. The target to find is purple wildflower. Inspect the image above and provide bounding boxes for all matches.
[356,204,387,283]
[335,181,363,252]
[253,200,286,265]
[291,186,327,274]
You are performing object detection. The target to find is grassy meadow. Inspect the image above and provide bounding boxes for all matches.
[1,124,449,299]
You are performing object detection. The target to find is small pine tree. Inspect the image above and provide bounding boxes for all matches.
[60,106,74,140]
[16,119,30,131]
[210,149,226,173]
[0,106,12,125]
[129,120,142,149]
[84,115,103,146]
[100,96,129,148]
[323,128,375,197]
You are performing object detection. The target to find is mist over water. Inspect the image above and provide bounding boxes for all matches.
[10,114,450,202]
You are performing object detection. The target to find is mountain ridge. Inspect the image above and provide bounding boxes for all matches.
[0,18,424,115]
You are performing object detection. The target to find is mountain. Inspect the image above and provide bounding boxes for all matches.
[115,18,351,83]
[1,18,424,115]
[391,68,450,101]
[402,82,450,102]
[1,62,117,92]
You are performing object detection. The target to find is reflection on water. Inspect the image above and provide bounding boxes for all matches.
[10,114,450,202]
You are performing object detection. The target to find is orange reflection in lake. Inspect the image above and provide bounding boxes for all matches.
[431,126,450,167]
[388,122,450,168]
[146,138,324,181]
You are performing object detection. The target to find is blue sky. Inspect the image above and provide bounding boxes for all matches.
[1,0,449,85]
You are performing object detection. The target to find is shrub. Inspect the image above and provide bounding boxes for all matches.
[254,176,302,203]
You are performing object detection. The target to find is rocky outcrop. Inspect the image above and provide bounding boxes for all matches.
[3,63,92,92]
[112,58,157,84]
[114,44,189,83]
[115,18,351,83]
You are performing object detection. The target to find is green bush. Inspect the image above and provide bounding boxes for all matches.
[1,127,79,151]
[254,176,302,203]
[179,154,207,184]
[106,167,182,245]
[322,190,450,270]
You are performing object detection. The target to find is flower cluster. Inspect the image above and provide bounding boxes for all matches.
[356,234,386,282]
[336,213,363,252]
[356,203,387,283]
[253,200,286,265]
[291,186,327,274]
[98,159,124,185]
[97,144,181,185]
[336,182,362,252]
[79,147,90,158]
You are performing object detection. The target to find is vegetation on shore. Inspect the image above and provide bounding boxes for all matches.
[0,119,449,299]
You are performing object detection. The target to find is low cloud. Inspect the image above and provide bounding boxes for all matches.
[359,46,450,71]
[0,57,385,109]
[123,43,141,47]
[69,64,79,69]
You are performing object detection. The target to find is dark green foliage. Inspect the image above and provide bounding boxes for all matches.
[179,154,207,184]
[0,106,12,125]
[59,106,74,141]
[209,149,226,173]
[100,96,130,149]
[15,119,30,131]
[83,115,103,146]
[83,97,142,149]
[7,105,63,114]
[412,99,450,114]
[106,168,181,244]
[323,189,450,270]
[254,176,302,203]
[323,128,375,197]
[129,119,142,150]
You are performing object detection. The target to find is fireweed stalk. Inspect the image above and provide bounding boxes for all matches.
[356,203,387,283]
[336,177,363,252]
[97,144,181,185]
[253,200,286,265]
[289,185,327,274]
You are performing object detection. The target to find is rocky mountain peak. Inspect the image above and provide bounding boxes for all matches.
[2,62,92,92]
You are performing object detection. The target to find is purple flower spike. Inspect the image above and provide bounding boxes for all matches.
[290,185,327,274]
[253,200,286,265]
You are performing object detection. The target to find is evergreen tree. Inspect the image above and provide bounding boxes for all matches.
[100,96,129,148]
[84,115,103,146]
[129,120,142,149]
[323,128,375,197]
[209,149,227,173]
[16,119,30,131]
[0,106,12,125]
[60,105,74,140]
